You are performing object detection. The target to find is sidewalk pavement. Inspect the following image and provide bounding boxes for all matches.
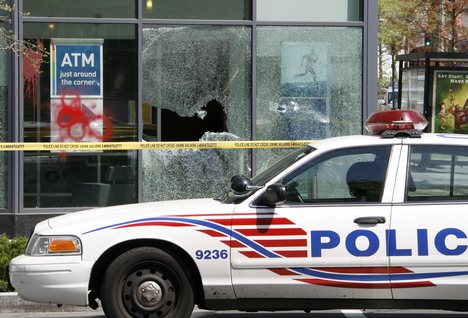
[0,292,101,313]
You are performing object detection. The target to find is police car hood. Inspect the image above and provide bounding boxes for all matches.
[45,198,230,234]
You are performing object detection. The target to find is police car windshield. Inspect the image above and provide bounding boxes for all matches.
[252,146,314,186]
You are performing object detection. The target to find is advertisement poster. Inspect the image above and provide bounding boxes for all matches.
[432,70,468,133]
[50,38,103,98]
[50,39,105,144]
[280,41,330,139]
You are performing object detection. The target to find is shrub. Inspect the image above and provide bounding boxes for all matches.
[0,234,28,292]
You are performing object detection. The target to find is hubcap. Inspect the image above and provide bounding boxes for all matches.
[137,281,163,307]
[122,268,177,317]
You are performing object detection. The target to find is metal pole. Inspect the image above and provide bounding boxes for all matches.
[391,54,395,109]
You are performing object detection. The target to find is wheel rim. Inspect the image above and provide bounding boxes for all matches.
[122,266,177,317]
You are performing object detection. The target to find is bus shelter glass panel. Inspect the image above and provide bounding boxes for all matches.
[23,0,136,18]
[143,0,251,20]
[142,25,251,202]
[23,23,138,208]
[400,68,425,113]
[256,26,363,173]
[257,0,363,22]
[0,23,8,208]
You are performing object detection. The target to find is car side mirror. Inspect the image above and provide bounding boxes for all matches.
[230,175,253,194]
[259,183,286,207]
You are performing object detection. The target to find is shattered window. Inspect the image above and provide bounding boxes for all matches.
[255,26,362,173]
[142,26,251,202]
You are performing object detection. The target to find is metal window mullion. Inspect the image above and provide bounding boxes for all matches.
[11,0,23,216]
[250,0,257,177]
[7,0,16,215]
[137,0,143,202]
[255,21,363,27]
[22,16,138,24]
[141,18,253,26]
[362,0,368,131]
[363,0,378,127]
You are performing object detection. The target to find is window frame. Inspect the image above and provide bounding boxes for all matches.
[10,0,376,215]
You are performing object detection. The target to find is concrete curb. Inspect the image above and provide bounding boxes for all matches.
[0,292,101,313]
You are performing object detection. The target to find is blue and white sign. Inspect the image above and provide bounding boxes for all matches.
[51,38,103,98]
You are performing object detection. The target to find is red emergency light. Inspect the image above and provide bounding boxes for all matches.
[365,109,428,137]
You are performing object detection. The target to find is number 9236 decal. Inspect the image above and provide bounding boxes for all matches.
[195,249,228,260]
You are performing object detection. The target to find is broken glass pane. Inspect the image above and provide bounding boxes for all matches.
[256,26,362,173]
[143,133,251,202]
[142,26,251,201]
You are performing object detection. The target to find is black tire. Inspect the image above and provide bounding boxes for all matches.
[100,247,194,318]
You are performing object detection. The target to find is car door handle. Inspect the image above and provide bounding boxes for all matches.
[354,217,386,225]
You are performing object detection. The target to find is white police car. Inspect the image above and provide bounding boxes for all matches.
[10,110,468,317]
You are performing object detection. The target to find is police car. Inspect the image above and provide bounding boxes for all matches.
[10,110,468,317]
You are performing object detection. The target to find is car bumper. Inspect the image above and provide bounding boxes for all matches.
[9,255,93,306]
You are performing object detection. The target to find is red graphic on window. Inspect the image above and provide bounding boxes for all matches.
[52,91,112,142]
[23,41,45,116]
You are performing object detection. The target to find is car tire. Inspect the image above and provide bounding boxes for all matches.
[100,246,194,318]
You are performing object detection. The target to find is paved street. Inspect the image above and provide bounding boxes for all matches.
[3,309,468,318]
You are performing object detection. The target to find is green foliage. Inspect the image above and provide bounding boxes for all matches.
[379,0,467,54]
[0,234,28,292]
[377,0,467,93]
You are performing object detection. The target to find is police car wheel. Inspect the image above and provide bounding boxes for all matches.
[101,246,195,318]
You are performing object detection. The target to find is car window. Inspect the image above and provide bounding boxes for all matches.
[407,146,468,201]
[281,146,391,204]
[252,146,314,187]
[216,146,315,204]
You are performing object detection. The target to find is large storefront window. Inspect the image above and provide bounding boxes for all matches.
[23,23,138,208]
[0,23,8,209]
[142,25,251,202]
[256,26,363,173]
[143,0,251,20]
[257,0,363,22]
[23,0,136,18]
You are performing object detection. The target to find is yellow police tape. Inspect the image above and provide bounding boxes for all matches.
[0,140,313,151]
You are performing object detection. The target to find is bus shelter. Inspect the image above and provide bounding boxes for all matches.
[396,52,468,133]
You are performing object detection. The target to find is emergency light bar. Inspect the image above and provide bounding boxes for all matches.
[365,109,428,138]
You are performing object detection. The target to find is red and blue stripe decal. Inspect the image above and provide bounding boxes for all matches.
[83,213,468,289]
